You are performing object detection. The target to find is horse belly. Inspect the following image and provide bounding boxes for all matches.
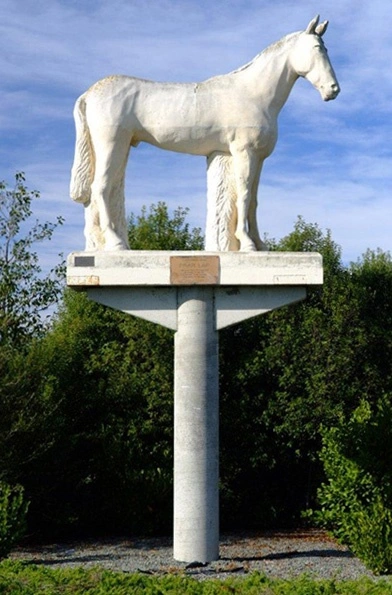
[134,125,227,155]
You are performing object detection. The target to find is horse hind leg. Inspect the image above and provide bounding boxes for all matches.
[90,130,131,250]
[205,152,240,251]
[84,199,104,250]
[109,159,130,249]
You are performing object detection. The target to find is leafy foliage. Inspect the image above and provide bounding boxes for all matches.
[128,202,203,250]
[220,224,392,528]
[0,483,28,559]
[310,398,392,574]
[348,497,392,576]
[3,185,392,546]
[0,340,64,491]
[28,291,175,536]
[219,218,361,526]
[0,172,64,346]
[3,203,203,538]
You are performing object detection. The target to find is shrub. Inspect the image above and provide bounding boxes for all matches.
[348,497,392,575]
[308,398,392,574]
[0,482,29,559]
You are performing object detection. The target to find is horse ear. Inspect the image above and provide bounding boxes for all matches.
[306,15,320,34]
[315,20,329,37]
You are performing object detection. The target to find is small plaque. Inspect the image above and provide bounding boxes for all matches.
[273,275,307,284]
[170,255,220,285]
[74,256,95,267]
[67,275,100,287]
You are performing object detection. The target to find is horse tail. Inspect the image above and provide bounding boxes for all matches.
[205,152,240,251]
[70,93,94,204]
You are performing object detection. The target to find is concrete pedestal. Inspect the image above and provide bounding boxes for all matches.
[174,287,219,562]
[67,251,323,563]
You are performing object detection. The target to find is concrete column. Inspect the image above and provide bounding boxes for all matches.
[173,287,219,563]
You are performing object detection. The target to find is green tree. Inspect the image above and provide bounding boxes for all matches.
[348,249,392,401]
[312,397,392,574]
[5,203,392,540]
[0,172,64,347]
[0,482,29,559]
[306,249,392,573]
[11,203,203,537]
[128,202,203,250]
[0,172,64,546]
[219,218,378,527]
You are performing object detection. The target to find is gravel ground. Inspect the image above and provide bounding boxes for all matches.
[10,530,388,581]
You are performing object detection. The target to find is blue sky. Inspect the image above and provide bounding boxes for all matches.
[1,0,391,273]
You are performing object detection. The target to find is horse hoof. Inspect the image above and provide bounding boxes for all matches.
[255,241,269,251]
[239,242,257,252]
[104,241,129,251]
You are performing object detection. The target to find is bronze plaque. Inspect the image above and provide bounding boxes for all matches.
[170,255,220,285]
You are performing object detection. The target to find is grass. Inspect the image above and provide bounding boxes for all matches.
[0,561,392,594]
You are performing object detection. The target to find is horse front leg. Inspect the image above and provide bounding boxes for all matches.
[232,149,260,252]
[248,160,268,251]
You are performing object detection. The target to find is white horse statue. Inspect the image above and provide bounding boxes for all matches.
[70,15,339,252]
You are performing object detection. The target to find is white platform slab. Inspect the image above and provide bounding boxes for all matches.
[67,251,323,287]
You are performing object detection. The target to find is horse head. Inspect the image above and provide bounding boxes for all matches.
[290,15,340,101]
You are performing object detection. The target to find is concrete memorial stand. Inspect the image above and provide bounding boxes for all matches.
[67,251,323,563]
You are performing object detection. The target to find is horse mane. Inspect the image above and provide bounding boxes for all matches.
[229,31,300,75]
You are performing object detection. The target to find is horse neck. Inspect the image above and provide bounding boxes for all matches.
[239,39,299,115]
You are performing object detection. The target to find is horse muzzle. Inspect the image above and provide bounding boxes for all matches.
[321,82,340,101]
